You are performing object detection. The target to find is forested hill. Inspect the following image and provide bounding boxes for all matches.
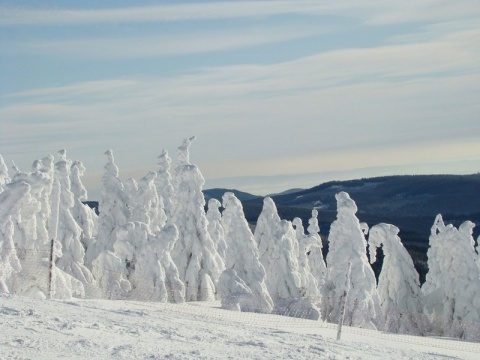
[204,174,480,251]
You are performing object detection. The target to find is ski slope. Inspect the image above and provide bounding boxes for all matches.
[1,294,478,359]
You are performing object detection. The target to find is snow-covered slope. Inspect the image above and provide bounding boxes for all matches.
[1,294,478,359]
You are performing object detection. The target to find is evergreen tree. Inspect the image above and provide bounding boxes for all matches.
[325,192,383,330]
[171,137,224,301]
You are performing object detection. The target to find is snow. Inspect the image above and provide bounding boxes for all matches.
[1,294,479,359]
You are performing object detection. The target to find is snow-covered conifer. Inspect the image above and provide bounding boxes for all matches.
[0,218,22,293]
[0,155,10,193]
[206,198,227,262]
[0,181,30,293]
[305,210,327,291]
[127,172,166,232]
[422,216,480,340]
[220,192,273,312]
[254,197,281,257]
[53,150,95,287]
[325,192,382,330]
[254,198,303,300]
[113,221,185,302]
[156,149,175,223]
[171,137,224,301]
[292,216,321,297]
[368,223,424,335]
[70,160,98,253]
[92,250,131,300]
[86,150,130,266]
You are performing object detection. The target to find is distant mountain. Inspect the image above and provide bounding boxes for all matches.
[206,174,480,283]
[203,188,262,202]
[244,174,480,242]
[267,188,305,196]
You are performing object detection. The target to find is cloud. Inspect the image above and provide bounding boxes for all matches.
[8,24,329,59]
[2,1,479,27]
[0,1,341,26]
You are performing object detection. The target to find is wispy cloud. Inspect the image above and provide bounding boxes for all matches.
[2,1,479,26]
[0,1,341,25]
[7,24,329,58]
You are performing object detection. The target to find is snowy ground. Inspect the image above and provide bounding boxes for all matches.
[1,295,479,359]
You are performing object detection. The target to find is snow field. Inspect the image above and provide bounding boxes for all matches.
[1,294,480,359]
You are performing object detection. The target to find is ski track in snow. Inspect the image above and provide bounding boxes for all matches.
[1,295,478,359]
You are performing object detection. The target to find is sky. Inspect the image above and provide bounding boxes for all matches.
[1,0,479,199]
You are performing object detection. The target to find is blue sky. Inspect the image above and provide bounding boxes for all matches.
[1,1,479,199]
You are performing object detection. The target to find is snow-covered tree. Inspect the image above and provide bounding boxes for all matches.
[53,150,95,288]
[0,180,30,293]
[86,150,130,266]
[69,160,98,254]
[305,210,327,291]
[113,221,185,303]
[0,218,22,293]
[292,216,321,297]
[368,223,425,335]
[206,198,227,262]
[10,156,54,250]
[254,198,303,299]
[0,155,10,193]
[254,197,281,258]
[422,215,480,341]
[92,250,131,300]
[156,149,175,223]
[126,172,166,232]
[171,137,224,301]
[325,191,382,330]
[220,192,273,313]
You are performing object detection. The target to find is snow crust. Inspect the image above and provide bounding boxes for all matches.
[1,295,479,360]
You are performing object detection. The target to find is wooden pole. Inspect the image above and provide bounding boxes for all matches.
[337,262,352,341]
[48,238,55,300]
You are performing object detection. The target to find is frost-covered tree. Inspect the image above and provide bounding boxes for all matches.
[113,221,185,302]
[53,150,95,288]
[368,223,425,335]
[254,197,281,259]
[254,198,302,299]
[292,216,321,297]
[422,215,480,341]
[92,250,131,300]
[0,180,30,293]
[0,218,22,293]
[113,222,180,302]
[127,172,166,232]
[206,198,227,262]
[171,137,224,301]
[10,156,54,250]
[3,160,85,300]
[325,192,382,330]
[220,192,273,313]
[156,149,175,223]
[0,155,10,193]
[86,150,130,266]
[305,209,327,292]
[254,198,320,319]
[70,160,98,254]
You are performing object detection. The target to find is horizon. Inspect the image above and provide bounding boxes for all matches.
[1,1,479,198]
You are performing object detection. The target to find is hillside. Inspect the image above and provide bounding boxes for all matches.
[204,174,480,281]
[206,174,480,241]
